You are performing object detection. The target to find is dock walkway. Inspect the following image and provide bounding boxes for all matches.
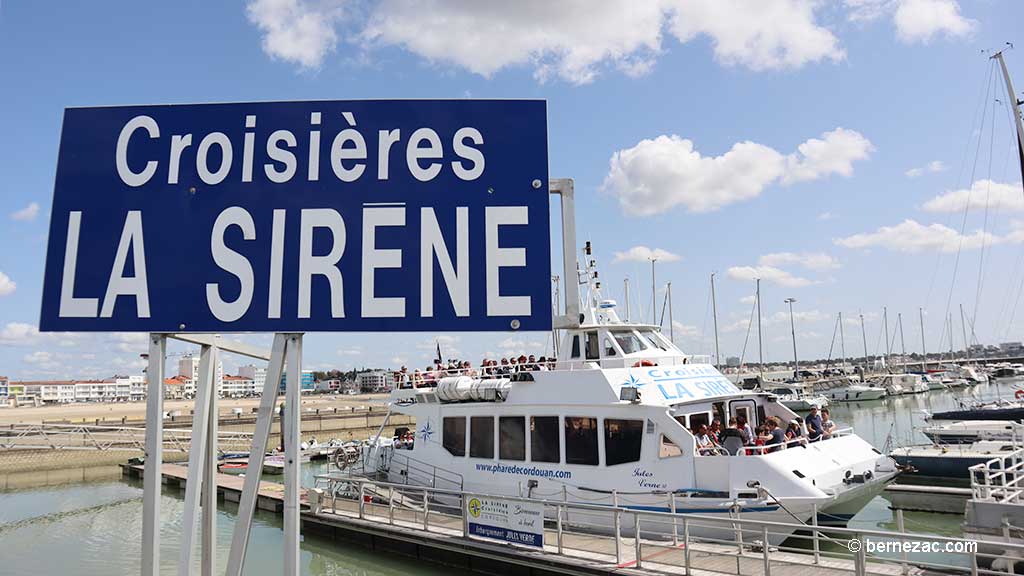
[123,463,945,576]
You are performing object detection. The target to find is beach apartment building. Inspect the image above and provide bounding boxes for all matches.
[221,375,256,397]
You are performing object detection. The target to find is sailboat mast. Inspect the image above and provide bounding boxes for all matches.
[992,49,1024,184]
[883,306,890,368]
[711,273,720,367]
[839,311,846,366]
[624,278,630,322]
[919,307,927,373]
[898,312,907,365]
[948,313,955,361]
[667,282,674,343]
[756,279,764,379]
[959,303,969,360]
[860,313,869,374]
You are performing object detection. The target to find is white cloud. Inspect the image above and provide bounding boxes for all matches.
[844,0,891,23]
[23,351,53,364]
[893,0,975,43]
[739,295,757,305]
[922,180,1024,213]
[612,246,682,263]
[249,1,846,83]
[603,127,872,215]
[666,0,844,71]
[780,128,874,185]
[0,271,15,296]
[246,0,346,69]
[726,265,816,288]
[10,202,40,222]
[834,219,1001,253]
[817,211,836,221]
[758,252,840,271]
[0,322,42,346]
[905,159,946,178]
[337,347,363,356]
[765,309,830,325]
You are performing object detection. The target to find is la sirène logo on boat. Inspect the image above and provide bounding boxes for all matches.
[418,421,434,441]
[622,371,647,388]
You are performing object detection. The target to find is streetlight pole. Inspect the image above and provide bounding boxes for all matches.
[785,298,798,379]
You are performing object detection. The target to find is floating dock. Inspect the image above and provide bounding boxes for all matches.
[122,464,951,576]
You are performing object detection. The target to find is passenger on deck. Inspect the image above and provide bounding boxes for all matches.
[785,419,805,444]
[765,417,786,452]
[805,406,824,441]
[748,425,767,454]
[821,408,836,438]
[709,419,723,444]
[693,424,715,455]
[736,415,754,445]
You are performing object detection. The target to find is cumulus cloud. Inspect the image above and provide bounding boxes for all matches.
[246,0,347,68]
[0,322,43,346]
[612,246,682,263]
[834,219,1002,253]
[905,160,946,178]
[758,252,840,271]
[817,211,836,221]
[666,0,843,71]
[893,0,975,43]
[726,265,816,288]
[602,128,872,215]
[0,271,15,296]
[844,0,974,43]
[671,321,699,338]
[922,180,1024,213]
[247,0,846,83]
[9,202,40,222]
[23,351,53,365]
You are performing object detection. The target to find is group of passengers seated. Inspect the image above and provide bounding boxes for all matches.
[395,355,558,389]
[692,407,836,455]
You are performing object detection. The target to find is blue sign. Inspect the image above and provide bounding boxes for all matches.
[40,100,551,332]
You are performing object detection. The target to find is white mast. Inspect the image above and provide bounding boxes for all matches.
[992,48,1024,185]
[711,273,720,367]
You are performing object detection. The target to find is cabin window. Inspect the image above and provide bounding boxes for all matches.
[564,416,599,465]
[605,419,644,466]
[585,332,600,360]
[688,413,710,431]
[613,331,644,354]
[470,416,494,458]
[442,416,466,457]
[531,416,560,463]
[659,434,682,458]
[603,336,618,357]
[499,416,526,461]
[571,335,581,358]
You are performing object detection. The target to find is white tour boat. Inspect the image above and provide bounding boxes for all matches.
[351,255,898,545]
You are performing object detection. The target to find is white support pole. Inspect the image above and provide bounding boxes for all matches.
[201,346,219,576]
[283,334,303,576]
[178,344,217,576]
[225,334,288,576]
[142,334,166,576]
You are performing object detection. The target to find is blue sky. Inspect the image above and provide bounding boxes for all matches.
[2,0,1023,379]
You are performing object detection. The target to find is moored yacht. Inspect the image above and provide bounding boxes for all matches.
[352,252,898,545]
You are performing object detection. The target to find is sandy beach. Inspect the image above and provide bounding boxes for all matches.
[0,393,390,425]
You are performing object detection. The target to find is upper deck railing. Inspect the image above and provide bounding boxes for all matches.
[389,354,718,389]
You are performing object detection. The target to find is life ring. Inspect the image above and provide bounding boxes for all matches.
[632,360,656,367]
[1015,389,1024,400]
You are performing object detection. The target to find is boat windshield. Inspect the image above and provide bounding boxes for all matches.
[612,330,646,354]
[637,329,671,351]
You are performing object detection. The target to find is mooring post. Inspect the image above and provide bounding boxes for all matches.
[141,334,166,576]
[283,333,303,576]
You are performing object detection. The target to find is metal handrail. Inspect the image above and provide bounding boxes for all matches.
[0,423,252,453]
[314,474,1016,575]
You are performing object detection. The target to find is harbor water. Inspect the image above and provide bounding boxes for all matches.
[0,376,1019,574]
